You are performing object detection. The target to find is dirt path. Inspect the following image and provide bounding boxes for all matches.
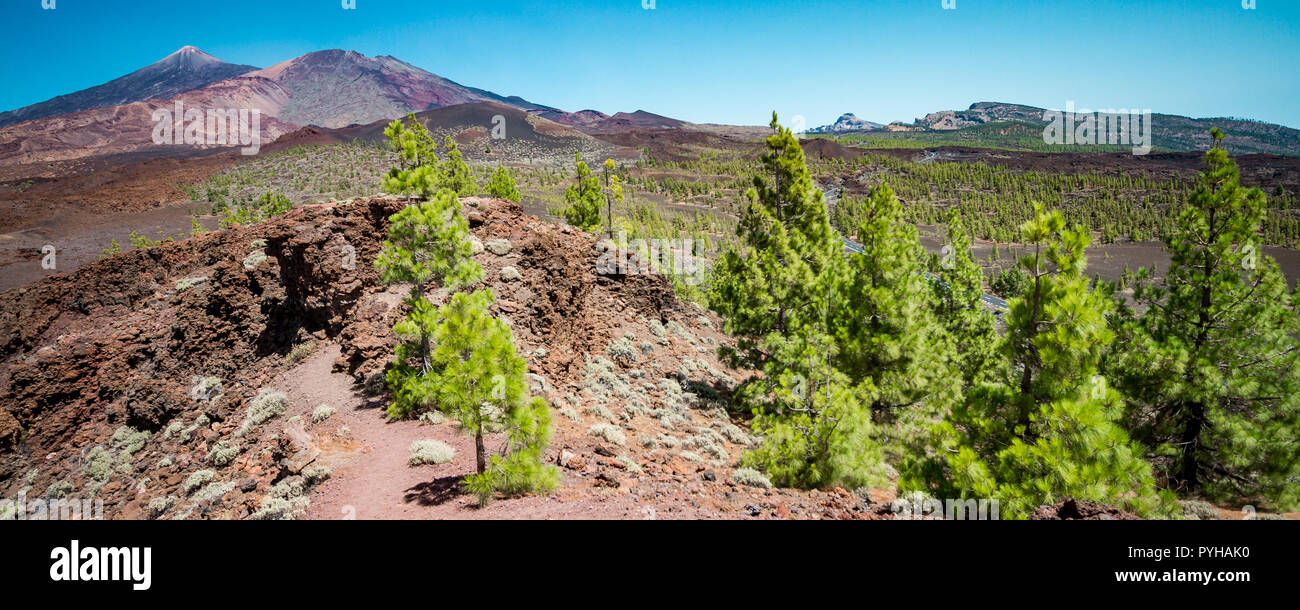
[278,344,726,520]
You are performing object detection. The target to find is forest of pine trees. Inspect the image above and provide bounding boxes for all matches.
[714,117,1298,518]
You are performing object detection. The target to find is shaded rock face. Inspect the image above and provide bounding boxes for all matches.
[0,195,687,518]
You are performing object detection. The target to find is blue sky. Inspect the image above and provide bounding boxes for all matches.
[3,0,1297,128]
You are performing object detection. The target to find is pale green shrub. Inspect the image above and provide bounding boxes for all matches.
[408,440,455,466]
[588,423,626,446]
[311,404,337,423]
[731,468,773,489]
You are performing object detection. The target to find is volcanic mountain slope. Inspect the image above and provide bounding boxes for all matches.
[245,50,557,129]
[0,49,558,165]
[0,196,893,520]
[0,76,300,165]
[328,101,631,165]
[0,46,258,129]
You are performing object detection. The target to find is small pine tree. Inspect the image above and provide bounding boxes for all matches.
[905,204,1172,518]
[562,152,603,231]
[715,113,883,489]
[439,137,474,197]
[378,190,483,419]
[375,185,556,503]
[426,289,559,504]
[602,159,625,237]
[831,183,956,426]
[381,115,441,200]
[711,112,839,371]
[485,165,521,202]
[740,338,884,489]
[932,210,1000,387]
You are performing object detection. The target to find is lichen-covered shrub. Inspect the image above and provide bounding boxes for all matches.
[311,404,337,423]
[193,481,236,504]
[408,440,455,466]
[206,441,242,467]
[1180,500,1221,521]
[183,470,216,495]
[174,276,208,292]
[83,446,115,496]
[243,249,268,271]
[731,468,773,489]
[607,337,639,365]
[720,423,752,446]
[237,389,289,436]
[250,496,310,520]
[46,480,73,499]
[303,465,332,485]
[617,456,643,473]
[588,423,626,446]
[558,408,582,422]
[585,404,615,421]
[286,341,317,365]
[418,411,446,426]
[148,496,175,518]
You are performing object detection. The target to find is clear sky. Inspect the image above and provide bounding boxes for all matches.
[3,0,1297,128]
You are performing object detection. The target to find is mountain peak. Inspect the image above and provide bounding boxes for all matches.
[0,46,257,128]
[157,46,225,69]
[807,112,883,134]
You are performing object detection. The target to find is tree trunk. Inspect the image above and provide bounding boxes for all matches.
[1178,401,1204,489]
[475,427,486,474]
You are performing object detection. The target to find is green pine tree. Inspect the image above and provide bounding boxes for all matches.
[562,152,603,231]
[439,137,474,197]
[905,204,1171,518]
[710,112,839,372]
[1110,129,1300,509]
[378,190,483,418]
[831,183,956,427]
[375,185,556,503]
[739,331,884,489]
[601,159,625,237]
[932,210,1000,387]
[426,289,559,505]
[381,115,441,200]
[485,165,521,202]
[714,113,882,489]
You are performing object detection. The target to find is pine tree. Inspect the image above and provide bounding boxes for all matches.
[562,152,603,231]
[710,112,839,371]
[932,210,1000,387]
[739,332,884,489]
[375,190,482,302]
[1110,129,1300,509]
[381,114,441,200]
[426,289,559,504]
[439,137,474,197]
[485,165,521,202]
[905,204,1171,518]
[831,183,956,426]
[713,113,881,489]
[601,159,625,237]
[375,184,556,503]
[378,190,483,418]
